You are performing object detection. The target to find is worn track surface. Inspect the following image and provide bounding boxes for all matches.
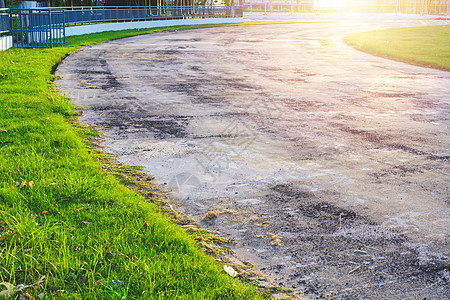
[57,20,450,299]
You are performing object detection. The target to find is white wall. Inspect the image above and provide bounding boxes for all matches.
[0,35,13,51]
[66,17,243,37]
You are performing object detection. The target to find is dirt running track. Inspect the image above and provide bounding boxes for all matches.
[56,19,450,299]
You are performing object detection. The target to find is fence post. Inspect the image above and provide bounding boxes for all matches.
[49,10,52,48]
[9,9,15,47]
[19,9,24,48]
[62,9,65,44]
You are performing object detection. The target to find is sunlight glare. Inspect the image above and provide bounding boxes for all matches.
[314,0,345,11]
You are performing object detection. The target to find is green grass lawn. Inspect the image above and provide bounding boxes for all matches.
[344,25,450,71]
[0,25,269,299]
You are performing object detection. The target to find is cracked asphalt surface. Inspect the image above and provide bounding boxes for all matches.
[56,19,450,298]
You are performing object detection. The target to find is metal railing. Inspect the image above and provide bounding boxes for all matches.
[9,8,65,48]
[245,3,313,13]
[4,5,242,48]
[61,5,243,26]
[243,0,449,15]
[0,8,9,36]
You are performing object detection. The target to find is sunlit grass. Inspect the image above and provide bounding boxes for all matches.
[0,24,270,299]
[344,25,450,71]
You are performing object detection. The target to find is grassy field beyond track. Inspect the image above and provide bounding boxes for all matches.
[0,25,269,299]
[344,25,450,71]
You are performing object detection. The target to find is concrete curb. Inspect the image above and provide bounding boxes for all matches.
[65,17,244,37]
[0,35,13,51]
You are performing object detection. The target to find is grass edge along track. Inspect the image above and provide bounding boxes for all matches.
[344,25,450,72]
[0,23,277,299]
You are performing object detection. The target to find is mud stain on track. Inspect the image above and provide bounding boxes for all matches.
[56,20,450,299]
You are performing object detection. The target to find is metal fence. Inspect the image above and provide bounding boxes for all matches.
[0,8,9,36]
[3,5,242,48]
[62,6,243,26]
[244,0,449,15]
[345,0,450,14]
[9,8,65,48]
[245,3,312,12]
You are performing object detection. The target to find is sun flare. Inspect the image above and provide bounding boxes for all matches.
[314,0,345,10]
